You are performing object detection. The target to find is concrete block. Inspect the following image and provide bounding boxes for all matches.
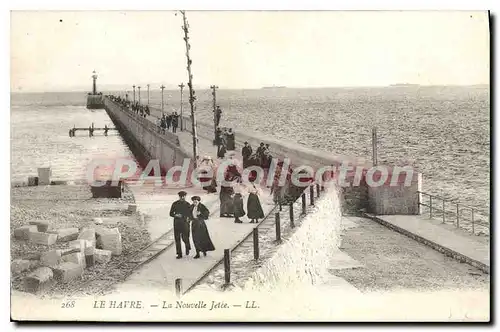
[14,225,38,240]
[29,221,51,232]
[11,259,34,274]
[84,246,95,267]
[23,267,55,294]
[53,262,84,283]
[128,204,137,213]
[94,249,112,264]
[48,228,79,242]
[61,247,81,256]
[62,252,86,269]
[78,227,96,246]
[69,239,92,252]
[37,167,52,186]
[27,176,38,186]
[29,231,58,246]
[40,249,62,268]
[96,227,122,256]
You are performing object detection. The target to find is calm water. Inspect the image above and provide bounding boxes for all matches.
[10,86,490,210]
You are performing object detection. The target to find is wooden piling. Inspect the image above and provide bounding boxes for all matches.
[175,278,182,298]
[301,193,306,214]
[442,200,445,223]
[289,203,295,228]
[275,212,281,242]
[316,184,320,198]
[223,249,231,285]
[456,204,460,228]
[310,185,314,205]
[253,228,259,260]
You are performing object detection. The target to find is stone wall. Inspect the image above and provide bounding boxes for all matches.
[103,98,191,172]
[181,115,421,216]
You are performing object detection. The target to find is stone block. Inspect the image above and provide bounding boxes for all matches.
[29,221,51,232]
[96,228,122,256]
[27,176,38,186]
[40,249,62,268]
[78,227,96,246]
[69,239,93,252]
[61,247,81,256]
[29,231,58,246]
[84,246,95,267]
[48,228,79,242]
[14,225,38,240]
[128,204,137,213]
[11,259,34,274]
[37,167,52,186]
[53,262,83,283]
[94,249,112,264]
[23,267,55,294]
[62,252,86,269]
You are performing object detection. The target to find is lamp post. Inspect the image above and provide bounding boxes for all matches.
[160,85,165,115]
[132,85,136,103]
[147,84,150,105]
[138,86,141,104]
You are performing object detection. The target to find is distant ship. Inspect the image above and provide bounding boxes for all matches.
[261,86,287,89]
[390,83,420,87]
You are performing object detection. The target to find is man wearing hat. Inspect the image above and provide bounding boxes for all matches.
[242,142,252,168]
[169,191,192,259]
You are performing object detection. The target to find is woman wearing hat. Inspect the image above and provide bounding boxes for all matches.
[247,182,264,223]
[189,196,215,258]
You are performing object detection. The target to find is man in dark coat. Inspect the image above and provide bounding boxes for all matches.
[214,106,222,127]
[189,196,215,258]
[166,114,172,131]
[242,142,252,168]
[169,191,192,259]
[172,113,179,133]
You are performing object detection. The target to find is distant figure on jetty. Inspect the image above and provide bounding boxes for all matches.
[225,128,235,150]
[219,164,241,217]
[160,115,167,134]
[242,142,253,168]
[189,196,215,259]
[166,114,172,131]
[199,156,217,193]
[247,182,264,223]
[233,192,245,224]
[172,112,179,133]
[169,191,192,259]
[214,105,222,127]
[215,127,223,156]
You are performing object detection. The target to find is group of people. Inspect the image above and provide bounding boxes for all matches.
[215,127,235,158]
[108,95,150,118]
[169,191,215,259]
[157,113,180,134]
[219,164,265,224]
[242,142,272,169]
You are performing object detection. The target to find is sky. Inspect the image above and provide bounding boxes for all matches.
[10,10,490,92]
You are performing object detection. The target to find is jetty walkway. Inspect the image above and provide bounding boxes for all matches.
[113,122,278,294]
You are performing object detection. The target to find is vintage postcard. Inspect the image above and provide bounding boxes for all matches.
[10,10,490,322]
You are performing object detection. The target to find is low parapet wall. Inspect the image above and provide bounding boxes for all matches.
[103,97,191,172]
[181,115,421,215]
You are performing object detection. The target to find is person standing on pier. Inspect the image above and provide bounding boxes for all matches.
[189,196,215,258]
[233,192,245,223]
[242,142,252,168]
[247,181,264,223]
[172,112,179,133]
[169,191,192,259]
[166,114,172,131]
[214,106,222,127]
[226,128,235,151]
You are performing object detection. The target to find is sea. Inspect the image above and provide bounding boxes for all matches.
[10,85,490,211]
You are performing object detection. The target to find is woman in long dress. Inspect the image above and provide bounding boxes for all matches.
[189,196,215,258]
[247,183,264,223]
[233,192,245,223]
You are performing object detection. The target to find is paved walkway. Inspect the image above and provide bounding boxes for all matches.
[372,215,490,272]
[113,114,279,294]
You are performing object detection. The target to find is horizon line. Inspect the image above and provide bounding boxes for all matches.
[11,83,490,94]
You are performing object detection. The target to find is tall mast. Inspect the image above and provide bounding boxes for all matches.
[180,10,199,168]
